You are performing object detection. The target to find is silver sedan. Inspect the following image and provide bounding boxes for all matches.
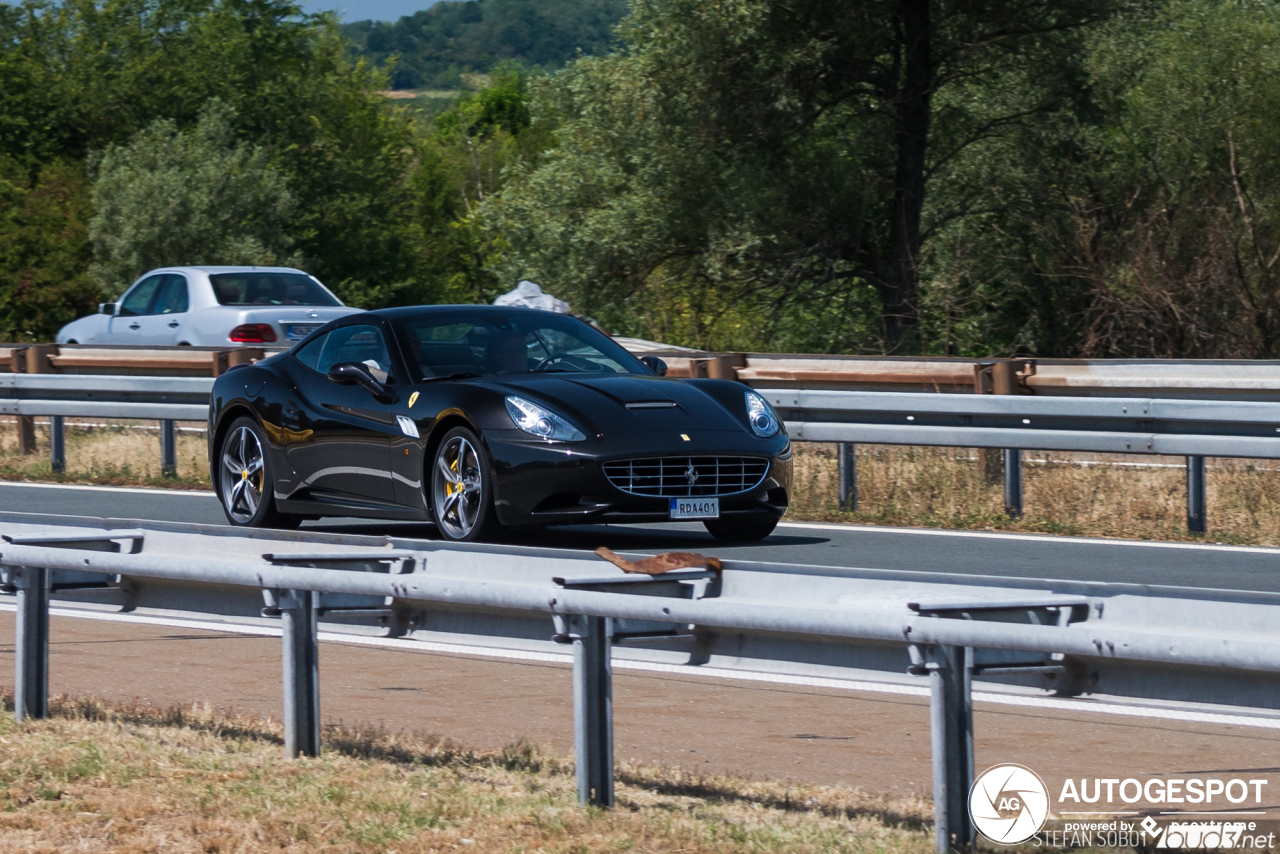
[57,266,360,347]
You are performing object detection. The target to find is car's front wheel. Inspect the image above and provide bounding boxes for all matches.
[704,515,779,542]
[430,427,502,542]
[217,416,299,528]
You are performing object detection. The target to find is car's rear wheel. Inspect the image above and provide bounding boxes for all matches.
[703,515,779,542]
[217,416,299,529]
[431,427,502,542]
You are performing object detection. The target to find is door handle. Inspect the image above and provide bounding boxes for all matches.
[129,323,141,330]
[168,321,180,328]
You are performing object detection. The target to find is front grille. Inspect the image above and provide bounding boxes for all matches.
[603,456,769,497]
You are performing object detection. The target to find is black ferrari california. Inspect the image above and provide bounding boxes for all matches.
[207,306,793,542]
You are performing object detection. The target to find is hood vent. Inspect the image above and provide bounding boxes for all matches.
[625,401,678,410]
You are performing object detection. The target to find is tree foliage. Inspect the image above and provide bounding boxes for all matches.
[6,0,1280,358]
[922,0,1280,358]
[0,157,96,341]
[490,0,1114,351]
[0,0,491,324]
[88,102,297,294]
[343,0,626,90]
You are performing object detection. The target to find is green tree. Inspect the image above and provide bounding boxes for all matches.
[88,101,296,295]
[923,0,1280,358]
[489,0,1115,351]
[399,66,550,307]
[0,0,430,310]
[343,0,627,90]
[0,157,97,341]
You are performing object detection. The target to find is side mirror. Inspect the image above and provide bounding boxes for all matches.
[99,303,116,315]
[327,362,390,398]
[639,356,668,377]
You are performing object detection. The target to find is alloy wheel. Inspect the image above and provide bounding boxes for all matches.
[220,425,265,524]
[433,435,483,539]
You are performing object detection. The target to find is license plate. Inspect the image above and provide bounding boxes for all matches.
[285,323,322,340]
[669,497,719,519]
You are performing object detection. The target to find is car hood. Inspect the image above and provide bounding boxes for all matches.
[485,374,748,436]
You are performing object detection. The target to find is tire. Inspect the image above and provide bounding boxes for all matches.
[703,515,779,542]
[430,426,502,542]
[216,416,299,529]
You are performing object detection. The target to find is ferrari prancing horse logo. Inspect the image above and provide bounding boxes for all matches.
[684,463,699,485]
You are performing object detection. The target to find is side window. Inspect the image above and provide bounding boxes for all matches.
[118,276,164,317]
[316,325,393,381]
[293,333,327,372]
[153,275,189,315]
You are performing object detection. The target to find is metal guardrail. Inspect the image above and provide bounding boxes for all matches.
[0,375,212,474]
[3,515,1280,850]
[12,342,1280,397]
[762,388,1280,532]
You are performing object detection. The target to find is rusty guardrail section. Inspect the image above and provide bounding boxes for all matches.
[1,344,263,378]
[9,342,1280,399]
[645,352,1280,400]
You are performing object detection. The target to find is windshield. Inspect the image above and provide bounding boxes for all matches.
[391,310,647,382]
[210,272,341,307]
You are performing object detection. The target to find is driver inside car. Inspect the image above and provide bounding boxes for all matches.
[488,332,531,374]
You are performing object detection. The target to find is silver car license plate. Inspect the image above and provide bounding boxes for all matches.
[669,497,719,519]
[285,323,322,340]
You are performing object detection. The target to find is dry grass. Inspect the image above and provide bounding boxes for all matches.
[0,419,209,489]
[3,419,1280,545]
[0,693,932,853]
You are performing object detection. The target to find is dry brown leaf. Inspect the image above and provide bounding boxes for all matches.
[594,547,721,575]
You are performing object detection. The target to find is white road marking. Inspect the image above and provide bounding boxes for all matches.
[777,520,1280,554]
[8,603,1280,731]
[0,482,216,497]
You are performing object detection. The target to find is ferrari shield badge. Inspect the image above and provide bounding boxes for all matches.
[408,391,419,408]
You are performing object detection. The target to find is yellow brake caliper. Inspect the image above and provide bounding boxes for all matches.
[446,458,459,498]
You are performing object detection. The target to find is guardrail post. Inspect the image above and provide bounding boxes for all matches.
[10,566,50,721]
[278,589,320,758]
[49,416,65,473]
[838,443,857,511]
[1186,456,1206,534]
[1004,449,1022,518]
[9,347,35,455]
[160,420,177,476]
[930,645,974,853]
[573,614,614,807]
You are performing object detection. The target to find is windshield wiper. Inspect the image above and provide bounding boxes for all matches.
[419,372,481,383]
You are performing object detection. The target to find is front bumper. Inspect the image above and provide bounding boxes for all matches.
[485,429,793,527]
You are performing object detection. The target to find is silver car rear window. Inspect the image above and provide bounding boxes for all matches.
[210,273,341,307]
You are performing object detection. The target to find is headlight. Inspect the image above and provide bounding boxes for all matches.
[505,396,586,441]
[744,391,782,438]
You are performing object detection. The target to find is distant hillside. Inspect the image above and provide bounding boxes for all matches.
[342,0,628,90]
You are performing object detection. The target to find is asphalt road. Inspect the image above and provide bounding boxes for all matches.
[3,481,1280,592]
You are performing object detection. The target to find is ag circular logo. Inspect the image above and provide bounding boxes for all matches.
[969,764,1050,844]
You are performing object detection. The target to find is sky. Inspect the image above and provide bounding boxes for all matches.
[300,0,438,22]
